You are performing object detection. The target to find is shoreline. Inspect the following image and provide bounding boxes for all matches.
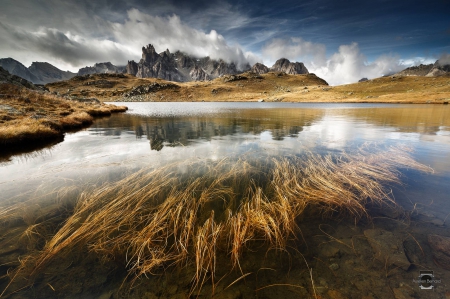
[0,83,127,157]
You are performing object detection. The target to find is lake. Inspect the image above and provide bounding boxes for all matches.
[1,102,450,298]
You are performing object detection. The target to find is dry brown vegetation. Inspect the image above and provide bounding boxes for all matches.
[45,72,450,103]
[0,83,127,147]
[0,145,432,296]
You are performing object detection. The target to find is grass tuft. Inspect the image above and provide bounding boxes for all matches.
[1,145,433,295]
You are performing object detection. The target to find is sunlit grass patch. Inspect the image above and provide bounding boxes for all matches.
[0,118,60,145]
[59,111,93,129]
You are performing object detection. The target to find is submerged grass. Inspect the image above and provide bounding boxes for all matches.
[1,145,432,296]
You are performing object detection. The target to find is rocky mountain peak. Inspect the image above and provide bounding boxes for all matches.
[394,64,433,76]
[0,58,38,83]
[0,66,40,90]
[251,63,269,74]
[426,59,450,77]
[77,62,126,76]
[128,44,250,82]
[271,58,309,75]
[142,44,159,64]
[0,58,75,84]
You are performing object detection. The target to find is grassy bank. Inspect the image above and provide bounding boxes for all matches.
[45,72,450,103]
[0,83,127,150]
[0,145,432,297]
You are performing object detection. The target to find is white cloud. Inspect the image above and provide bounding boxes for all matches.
[111,9,258,69]
[437,53,450,65]
[0,9,260,72]
[261,38,410,85]
[262,37,327,66]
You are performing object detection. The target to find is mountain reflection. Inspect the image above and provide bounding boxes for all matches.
[90,108,324,151]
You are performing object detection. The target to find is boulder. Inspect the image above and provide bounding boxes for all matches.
[428,234,450,270]
[364,229,410,271]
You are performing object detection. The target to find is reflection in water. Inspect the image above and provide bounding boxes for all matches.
[1,103,450,299]
[90,108,324,151]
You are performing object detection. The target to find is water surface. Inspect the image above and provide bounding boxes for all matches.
[1,102,450,298]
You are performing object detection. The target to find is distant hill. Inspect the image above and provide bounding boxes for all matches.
[0,66,40,90]
[395,59,450,77]
[0,58,76,84]
[78,62,126,76]
[394,64,433,76]
[29,62,76,84]
[426,59,450,77]
[0,58,38,83]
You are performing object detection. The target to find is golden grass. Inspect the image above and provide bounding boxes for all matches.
[44,72,450,103]
[0,83,127,146]
[59,111,93,128]
[3,145,428,296]
[0,118,60,145]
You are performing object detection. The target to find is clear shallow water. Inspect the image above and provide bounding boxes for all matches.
[2,103,449,216]
[1,102,450,298]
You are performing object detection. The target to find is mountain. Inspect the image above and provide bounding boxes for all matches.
[29,62,76,84]
[0,58,38,83]
[0,58,76,84]
[0,66,40,90]
[426,59,450,77]
[127,45,310,82]
[394,64,433,76]
[78,62,126,76]
[127,44,250,82]
[248,59,309,76]
[251,63,269,74]
[270,58,309,75]
[395,59,450,77]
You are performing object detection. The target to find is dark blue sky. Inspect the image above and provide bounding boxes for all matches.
[0,0,449,84]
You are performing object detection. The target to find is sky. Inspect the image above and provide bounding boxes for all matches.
[0,0,449,85]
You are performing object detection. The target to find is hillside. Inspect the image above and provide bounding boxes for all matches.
[45,72,450,104]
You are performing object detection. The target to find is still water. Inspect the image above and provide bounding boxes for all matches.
[1,102,450,298]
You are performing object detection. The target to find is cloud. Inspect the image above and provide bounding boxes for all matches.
[111,9,259,69]
[437,53,450,65]
[262,37,327,66]
[0,8,259,71]
[0,21,135,71]
[262,38,406,85]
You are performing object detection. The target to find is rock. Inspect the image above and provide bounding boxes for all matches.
[364,229,410,271]
[126,60,139,76]
[327,290,346,299]
[426,57,450,77]
[0,58,39,83]
[251,62,269,74]
[392,285,416,299]
[329,263,340,270]
[258,99,264,102]
[359,78,368,82]
[403,239,425,265]
[270,58,309,75]
[428,234,450,270]
[189,66,210,81]
[132,44,250,82]
[123,83,179,97]
[430,219,445,227]
[222,74,247,83]
[0,66,41,90]
[320,244,341,258]
[78,62,126,76]
[394,64,433,77]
